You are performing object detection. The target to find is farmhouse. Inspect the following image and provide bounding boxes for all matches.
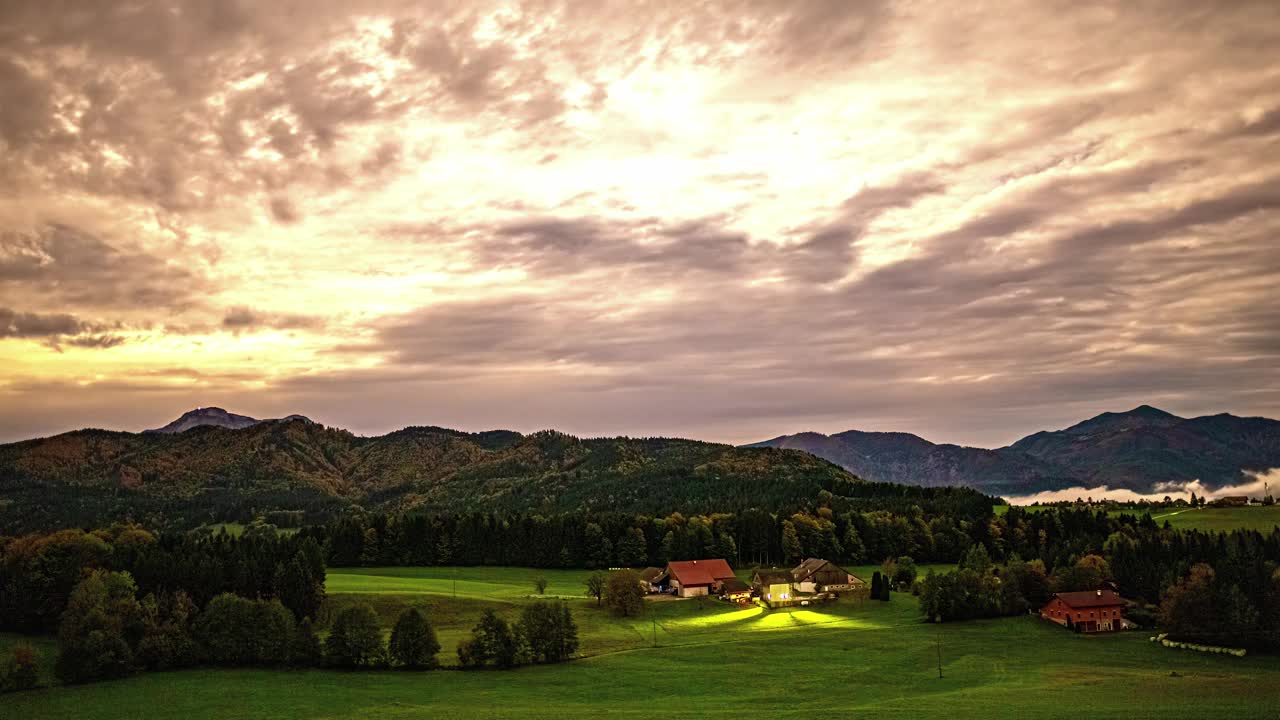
[1040,589,1130,632]
[719,577,754,602]
[791,558,865,593]
[752,569,795,606]
[663,559,737,597]
[752,559,866,607]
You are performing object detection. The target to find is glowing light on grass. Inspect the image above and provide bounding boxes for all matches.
[677,606,765,628]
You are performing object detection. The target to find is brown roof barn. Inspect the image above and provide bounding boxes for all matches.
[1040,589,1130,633]
[665,559,736,597]
[790,558,865,592]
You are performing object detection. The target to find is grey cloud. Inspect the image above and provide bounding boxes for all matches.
[840,172,945,220]
[63,333,127,349]
[1055,177,1280,256]
[361,141,402,175]
[0,58,55,149]
[0,307,127,350]
[750,0,893,66]
[0,307,84,338]
[222,306,323,331]
[269,197,300,224]
[0,223,207,312]
[1227,107,1280,138]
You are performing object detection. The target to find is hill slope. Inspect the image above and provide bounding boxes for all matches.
[752,407,1280,494]
[0,417,858,532]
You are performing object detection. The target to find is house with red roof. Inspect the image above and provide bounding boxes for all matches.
[662,559,737,598]
[1040,589,1132,632]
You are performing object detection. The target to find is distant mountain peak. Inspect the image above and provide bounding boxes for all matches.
[1055,405,1184,437]
[145,407,313,434]
[146,407,261,434]
[1124,404,1179,418]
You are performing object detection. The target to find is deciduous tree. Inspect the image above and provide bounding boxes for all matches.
[326,604,386,668]
[585,572,606,606]
[605,569,645,617]
[389,608,440,669]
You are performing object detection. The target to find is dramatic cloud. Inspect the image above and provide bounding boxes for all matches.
[1,1,1279,445]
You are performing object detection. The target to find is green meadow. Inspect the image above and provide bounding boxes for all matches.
[1140,506,1280,532]
[6,566,1279,719]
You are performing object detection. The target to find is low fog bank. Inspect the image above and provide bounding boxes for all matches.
[1005,469,1280,506]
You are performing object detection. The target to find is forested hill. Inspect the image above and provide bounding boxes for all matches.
[0,418,861,532]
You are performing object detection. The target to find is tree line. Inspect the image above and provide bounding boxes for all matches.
[312,487,995,573]
[0,524,328,689]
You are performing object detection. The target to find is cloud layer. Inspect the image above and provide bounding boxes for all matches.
[1006,469,1280,505]
[1,1,1279,444]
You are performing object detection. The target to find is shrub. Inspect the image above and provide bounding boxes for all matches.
[2,643,40,692]
[892,556,918,588]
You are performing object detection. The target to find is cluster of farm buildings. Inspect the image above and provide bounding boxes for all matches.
[635,557,1136,632]
[638,558,866,608]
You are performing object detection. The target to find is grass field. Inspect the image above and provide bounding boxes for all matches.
[7,566,1279,719]
[1138,506,1280,532]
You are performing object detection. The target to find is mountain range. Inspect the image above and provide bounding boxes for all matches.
[0,415,857,532]
[2,404,1277,533]
[751,405,1280,495]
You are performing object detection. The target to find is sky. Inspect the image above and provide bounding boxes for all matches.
[1,0,1279,447]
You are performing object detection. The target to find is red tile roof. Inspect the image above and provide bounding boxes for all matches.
[1052,589,1126,609]
[666,559,735,586]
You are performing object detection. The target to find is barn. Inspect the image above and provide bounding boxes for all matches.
[664,559,737,598]
[1040,589,1130,632]
[637,567,665,593]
